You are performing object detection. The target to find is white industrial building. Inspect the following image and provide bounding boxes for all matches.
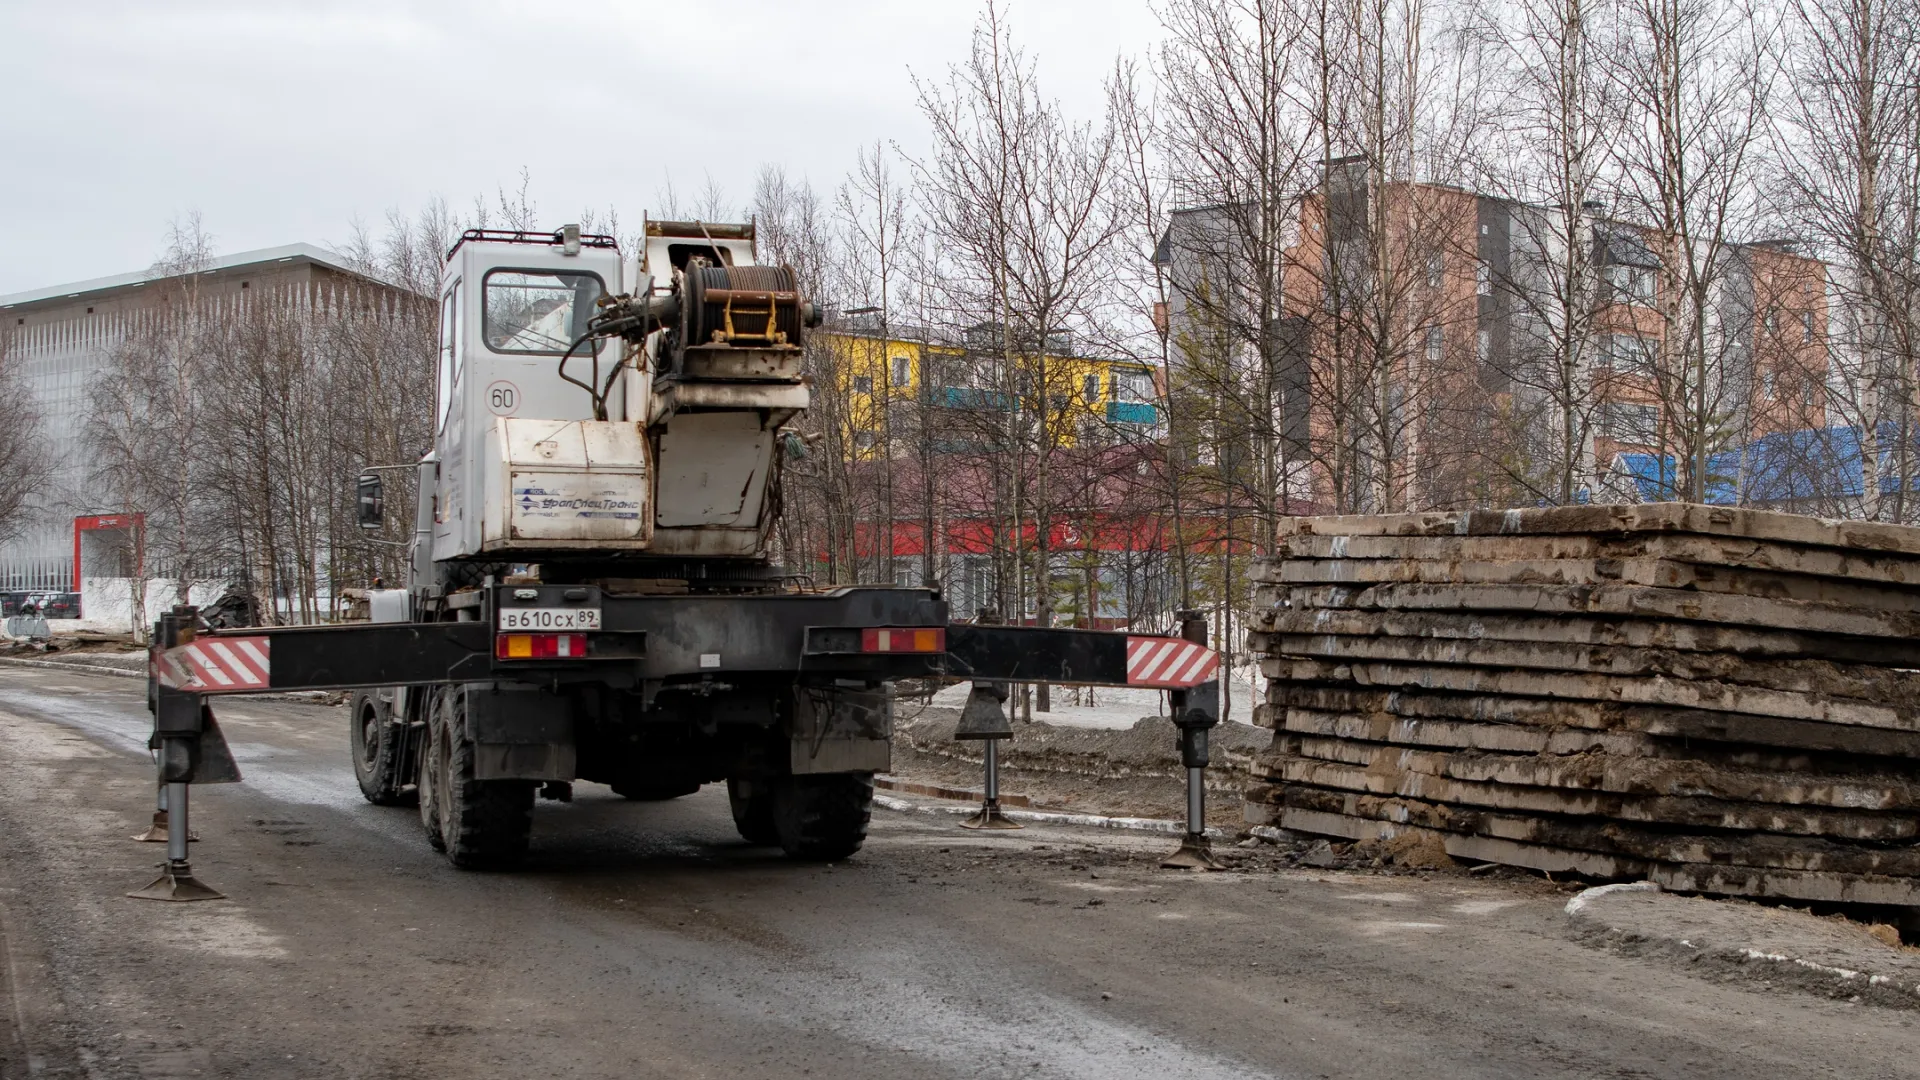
[0,245,377,611]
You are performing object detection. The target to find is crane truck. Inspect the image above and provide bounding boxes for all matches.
[142,221,1222,881]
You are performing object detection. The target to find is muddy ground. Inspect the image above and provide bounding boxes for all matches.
[2,663,1917,1079]
[890,699,1268,829]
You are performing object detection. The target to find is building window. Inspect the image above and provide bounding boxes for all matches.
[1764,309,1778,333]
[892,356,911,386]
[1476,329,1491,364]
[1760,370,1775,397]
[1803,380,1820,408]
[1599,401,1660,441]
[1112,368,1154,404]
[1426,253,1444,289]
[1601,333,1651,372]
[853,375,873,394]
[1083,373,1100,403]
[854,430,875,451]
[1604,264,1656,305]
[1475,261,1492,296]
[1425,326,1443,363]
[1802,312,1815,342]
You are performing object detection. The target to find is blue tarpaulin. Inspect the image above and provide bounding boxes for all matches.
[1614,424,1920,504]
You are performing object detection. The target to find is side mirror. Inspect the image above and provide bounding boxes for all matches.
[356,473,384,530]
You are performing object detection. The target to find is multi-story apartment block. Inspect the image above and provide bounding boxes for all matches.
[1157,159,1830,509]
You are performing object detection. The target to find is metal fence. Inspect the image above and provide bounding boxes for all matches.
[0,558,72,592]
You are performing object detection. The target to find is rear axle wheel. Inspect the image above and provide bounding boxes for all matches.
[772,773,873,861]
[421,685,535,868]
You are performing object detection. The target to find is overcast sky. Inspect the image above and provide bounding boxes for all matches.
[0,0,1161,296]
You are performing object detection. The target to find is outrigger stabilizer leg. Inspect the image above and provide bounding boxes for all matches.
[956,680,1021,830]
[1162,611,1222,871]
[133,783,199,844]
[129,605,236,902]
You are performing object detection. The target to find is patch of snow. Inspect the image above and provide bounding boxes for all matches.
[924,675,1266,732]
[1564,880,1662,916]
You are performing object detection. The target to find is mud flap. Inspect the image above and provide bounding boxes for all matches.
[790,685,890,774]
[466,683,577,781]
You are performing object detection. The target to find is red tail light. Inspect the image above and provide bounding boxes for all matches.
[496,633,588,660]
[860,627,946,653]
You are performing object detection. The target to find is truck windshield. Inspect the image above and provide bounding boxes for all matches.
[483,270,603,354]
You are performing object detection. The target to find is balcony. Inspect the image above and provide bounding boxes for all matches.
[1106,401,1159,425]
[930,386,1013,411]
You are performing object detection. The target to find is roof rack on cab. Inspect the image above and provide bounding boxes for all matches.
[446,228,619,260]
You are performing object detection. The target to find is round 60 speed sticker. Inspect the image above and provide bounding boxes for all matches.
[486,380,520,416]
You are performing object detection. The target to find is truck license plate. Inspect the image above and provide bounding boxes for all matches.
[498,607,602,631]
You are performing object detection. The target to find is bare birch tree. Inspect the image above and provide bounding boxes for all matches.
[1604,0,1774,501]
[0,325,49,546]
[1773,0,1920,520]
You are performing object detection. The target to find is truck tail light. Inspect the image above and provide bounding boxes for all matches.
[860,627,946,653]
[496,633,588,660]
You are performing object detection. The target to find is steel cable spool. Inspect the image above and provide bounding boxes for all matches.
[683,264,806,349]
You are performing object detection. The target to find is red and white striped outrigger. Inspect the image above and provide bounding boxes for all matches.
[1124,635,1220,689]
[156,636,272,692]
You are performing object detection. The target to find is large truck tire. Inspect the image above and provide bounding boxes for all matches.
[611,778,702,801]
[772,773,873,861]
[423,685,535,869]
[727,777,780,845]
[418,693,446,852]
[349,690,412,806]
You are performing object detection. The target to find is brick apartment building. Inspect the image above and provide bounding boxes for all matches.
[1157,159,1830,510]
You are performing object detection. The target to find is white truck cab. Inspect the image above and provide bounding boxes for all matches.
[426,222,798,569]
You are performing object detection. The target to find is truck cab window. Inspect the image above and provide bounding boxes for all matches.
[483,270,603,354]
[438,281,460,430]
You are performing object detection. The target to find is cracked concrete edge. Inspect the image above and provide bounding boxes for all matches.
[1564,882,1920,1009]
[872,792,1229,839]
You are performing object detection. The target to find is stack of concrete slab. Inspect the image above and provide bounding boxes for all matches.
[1245,503,1920,907]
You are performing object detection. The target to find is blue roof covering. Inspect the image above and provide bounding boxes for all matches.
[1615,424,1920,504]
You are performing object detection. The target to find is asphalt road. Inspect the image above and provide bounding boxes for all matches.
[0,664,1911,1080]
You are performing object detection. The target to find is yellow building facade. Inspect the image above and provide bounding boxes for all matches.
[818,329,1161,459]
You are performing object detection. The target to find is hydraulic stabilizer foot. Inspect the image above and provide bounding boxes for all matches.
[960,802,1022,830]
[1162,832,1222,871]
[1162,764,1222,870]
[954,670,1023,832]
[127,861,225,902]
[127,781,222,901]
[133,810,170,843]
[134,789,198,843]
[958,738,1023,831]
[1161,612,1221,871]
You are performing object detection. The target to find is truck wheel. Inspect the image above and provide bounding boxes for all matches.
[612,778,702,801]
[727,777,780,846]
[350,690,412,806]
[772,773,873,861]
[431,685,536,869]
[418,691,446,852]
